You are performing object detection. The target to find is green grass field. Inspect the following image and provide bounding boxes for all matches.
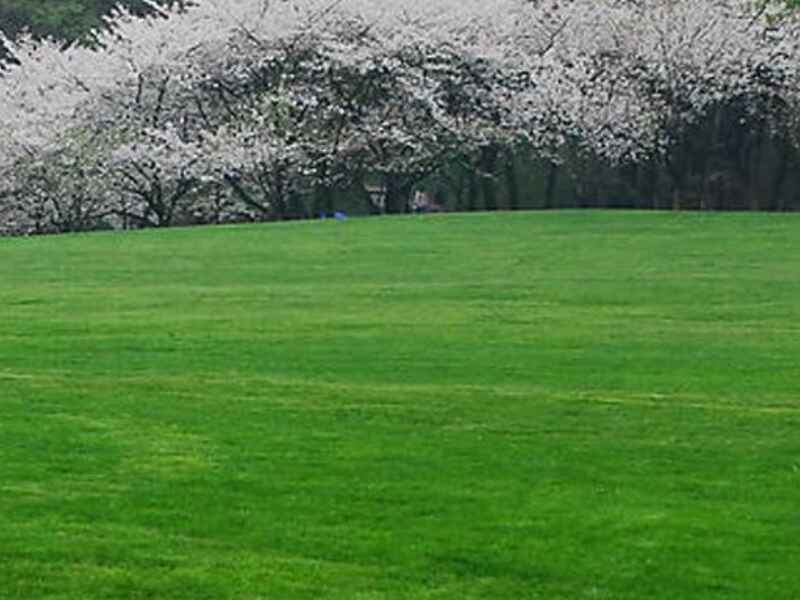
[1,210,799,599]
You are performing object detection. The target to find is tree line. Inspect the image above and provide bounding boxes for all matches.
[1,0,800,235]
[0,1,186,45]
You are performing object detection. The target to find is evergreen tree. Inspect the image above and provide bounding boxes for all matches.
[0,0,184,61]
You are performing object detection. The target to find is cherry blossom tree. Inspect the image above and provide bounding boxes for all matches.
[2,0,800,234]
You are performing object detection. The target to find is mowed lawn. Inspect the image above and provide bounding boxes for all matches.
[0,211,799,599]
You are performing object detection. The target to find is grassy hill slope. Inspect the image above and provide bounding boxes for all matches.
[1,211,799,598]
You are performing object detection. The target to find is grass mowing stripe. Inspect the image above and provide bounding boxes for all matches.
[1,210,799,598]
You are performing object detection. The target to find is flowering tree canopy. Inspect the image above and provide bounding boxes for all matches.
[1,0,799,233]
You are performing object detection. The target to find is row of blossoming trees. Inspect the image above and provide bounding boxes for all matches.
[1,0,799,234]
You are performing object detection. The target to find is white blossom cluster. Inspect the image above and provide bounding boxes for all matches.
[0,0,798,233]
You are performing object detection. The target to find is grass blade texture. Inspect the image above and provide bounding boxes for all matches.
[1,211,799,599]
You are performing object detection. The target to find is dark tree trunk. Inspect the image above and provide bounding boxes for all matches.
[479,145,499,211]
[466,170,479,212]
[544,161,560,209]
[771,138,789,212]
[505,150,520,211]
[384,174,412,214]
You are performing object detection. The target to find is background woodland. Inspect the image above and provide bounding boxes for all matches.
[2,0,800,235]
